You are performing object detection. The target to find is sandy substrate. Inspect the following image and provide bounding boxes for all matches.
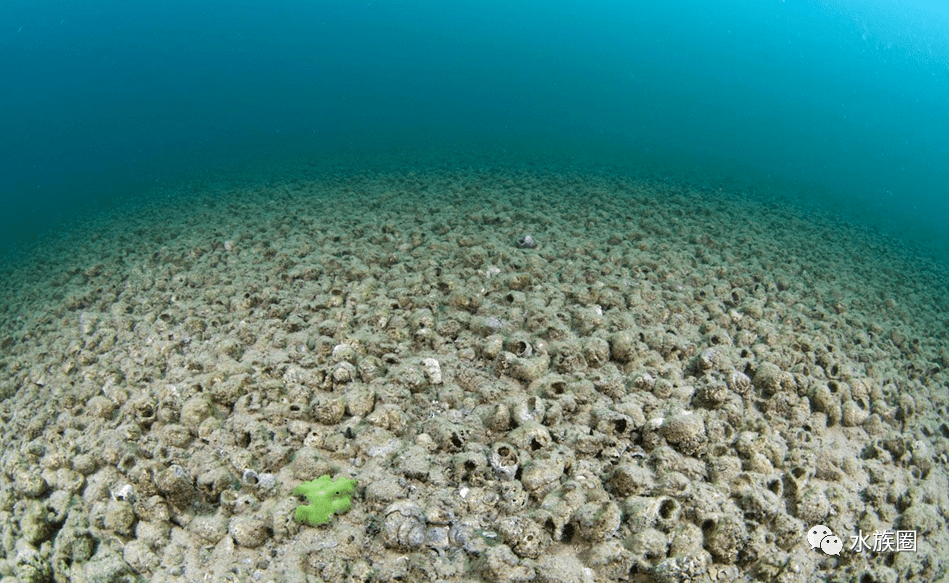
[0,163,947,583]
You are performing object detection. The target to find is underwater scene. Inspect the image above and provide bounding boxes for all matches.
[1,1,948,582]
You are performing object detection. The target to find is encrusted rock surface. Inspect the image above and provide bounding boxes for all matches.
[0,163,947,582]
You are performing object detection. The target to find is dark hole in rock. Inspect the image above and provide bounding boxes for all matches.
[119,455,136,472]
[544,518,556,536]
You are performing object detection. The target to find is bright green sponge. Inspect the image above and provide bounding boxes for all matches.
[293,475,357,526]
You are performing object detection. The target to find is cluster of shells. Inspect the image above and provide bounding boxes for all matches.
[0,168,947,583]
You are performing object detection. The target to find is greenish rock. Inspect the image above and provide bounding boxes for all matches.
[293,475,357,526]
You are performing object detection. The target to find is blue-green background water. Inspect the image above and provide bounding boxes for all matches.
[2,0,947,261]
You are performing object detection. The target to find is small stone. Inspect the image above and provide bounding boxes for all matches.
[20,500,56,545]
[398,445,432,480]
[535,553,595,583]
[516,235,536,249]
[610,463,654,497]
[841,398,869,427]
[228,515,269,548]
[104,499,136,536]
[190,513,228,543]
[521,456,565,491]
[123,539,160,574]
[14,471,49,499]
[312,395,346,425]
[481,543,536,582]
[421,358,443,384]
[661,412,707,455]
[576,501,622,542]
[180,396,213,429]
[154,464,195,508]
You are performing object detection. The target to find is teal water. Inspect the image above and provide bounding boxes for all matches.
[2,0,947,261]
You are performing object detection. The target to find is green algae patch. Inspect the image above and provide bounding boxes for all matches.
[293,475,357,526]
